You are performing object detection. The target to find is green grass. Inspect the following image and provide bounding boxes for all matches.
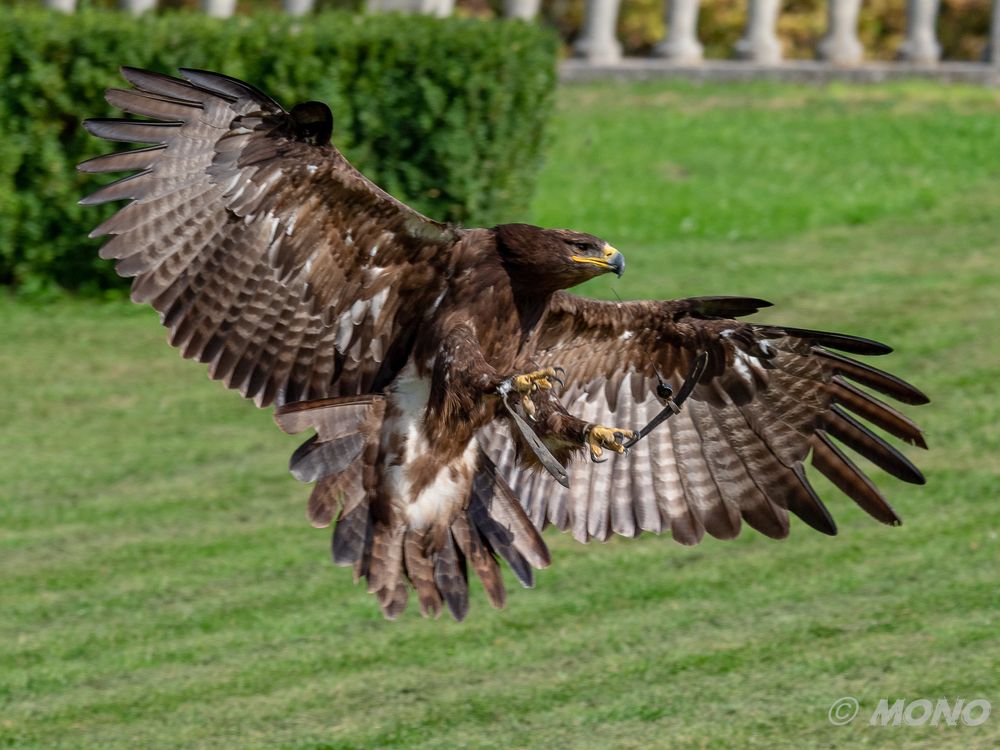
[3,80,999,749]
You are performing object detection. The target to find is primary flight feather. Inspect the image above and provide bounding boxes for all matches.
[80,68,928,621]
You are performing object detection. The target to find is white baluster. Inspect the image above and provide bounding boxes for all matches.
[574,0,623,63]
[654,0,703,63]
[504,0,541,20]
[201,0,237,17]
[368,0,452,14]
[283,0,314,15]
[898,0,941,63]
[988,0,1000,64]
[818,0,863,64]
[119,0,156,14]
[735,0,783,63]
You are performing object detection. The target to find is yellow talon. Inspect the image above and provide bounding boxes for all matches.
[511,367,559,395]
[521,393,537,419]
[586,425,637,460]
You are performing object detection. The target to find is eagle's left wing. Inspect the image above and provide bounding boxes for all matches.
[480,293,929,545]
[79,67,460,408]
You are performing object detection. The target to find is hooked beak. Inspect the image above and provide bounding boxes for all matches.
[571,244,625,277]
[607,247,625,278]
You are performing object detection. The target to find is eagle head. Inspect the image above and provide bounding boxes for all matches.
[495,224,625,289]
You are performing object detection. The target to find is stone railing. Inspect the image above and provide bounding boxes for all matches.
[40,0,1000,70]
[571,0,992,66]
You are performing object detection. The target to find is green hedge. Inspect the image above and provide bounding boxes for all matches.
[0,8,558,292]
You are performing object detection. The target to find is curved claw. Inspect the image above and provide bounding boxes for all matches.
[550,375,565,389]
[586,425,636,463]
[621,433,640,451]
[613,431,631,457]
[510,367,560,395]
[553,366,566,376]
[521,393,536,419]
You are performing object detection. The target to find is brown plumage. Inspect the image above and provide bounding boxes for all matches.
[80,68,929,621]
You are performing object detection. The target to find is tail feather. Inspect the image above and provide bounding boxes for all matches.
[368,524,405,596]
[470,501,535,588]
[352,524,372,584]
[434,532,470,621]
[378,581,409,620]
[328,461,369,563]
[404,531,443,618]
[451,513,506,609]
[476,452,551,569]
[279,396,549,620]
[467,464,547,588]
[332,499,371,566]
[274,395,381,439]
[369,524,408,619]
[290,432,365,483]
[306,475,339,529]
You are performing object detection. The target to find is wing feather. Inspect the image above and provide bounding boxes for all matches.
[627,399,661,534]
[608,396,639,538]
[482,293,926,545]
[80,67,462,407]
[685,398,745,540]
[704,403,787,537]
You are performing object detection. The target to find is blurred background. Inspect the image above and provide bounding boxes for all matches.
[13,0,998,61]
[2,2,998,749]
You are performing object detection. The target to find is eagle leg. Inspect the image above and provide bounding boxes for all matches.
[497,367,565,419]
[500,391,571,487]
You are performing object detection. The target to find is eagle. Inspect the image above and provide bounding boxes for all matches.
[79,68,928,621]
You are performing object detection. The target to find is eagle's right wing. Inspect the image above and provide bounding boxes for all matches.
[80,67,461,407]
[481,293,929,545]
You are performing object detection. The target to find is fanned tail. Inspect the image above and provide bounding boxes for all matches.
[275,397,549,621]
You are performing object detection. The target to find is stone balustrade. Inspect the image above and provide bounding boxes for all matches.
[37,0,1000,73]
[573,0,947,65]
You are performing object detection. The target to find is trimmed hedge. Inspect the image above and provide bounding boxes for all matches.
[0,8,558,292]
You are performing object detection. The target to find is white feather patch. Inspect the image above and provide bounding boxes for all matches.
[369,287,390,322]
[732,349,755,383]
[334,310,354,352]
[350,299,368,325]
[406,440,477,530]
[383,365,476,531]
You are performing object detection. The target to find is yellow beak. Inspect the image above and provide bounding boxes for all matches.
[571,244,625,277]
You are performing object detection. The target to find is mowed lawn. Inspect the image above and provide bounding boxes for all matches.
[2,80,999,749]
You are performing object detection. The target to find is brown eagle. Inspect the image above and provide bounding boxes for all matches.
[80,68,928,621]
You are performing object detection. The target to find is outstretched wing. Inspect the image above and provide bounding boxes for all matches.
[481,293,928,544]
[80,67,461,407]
